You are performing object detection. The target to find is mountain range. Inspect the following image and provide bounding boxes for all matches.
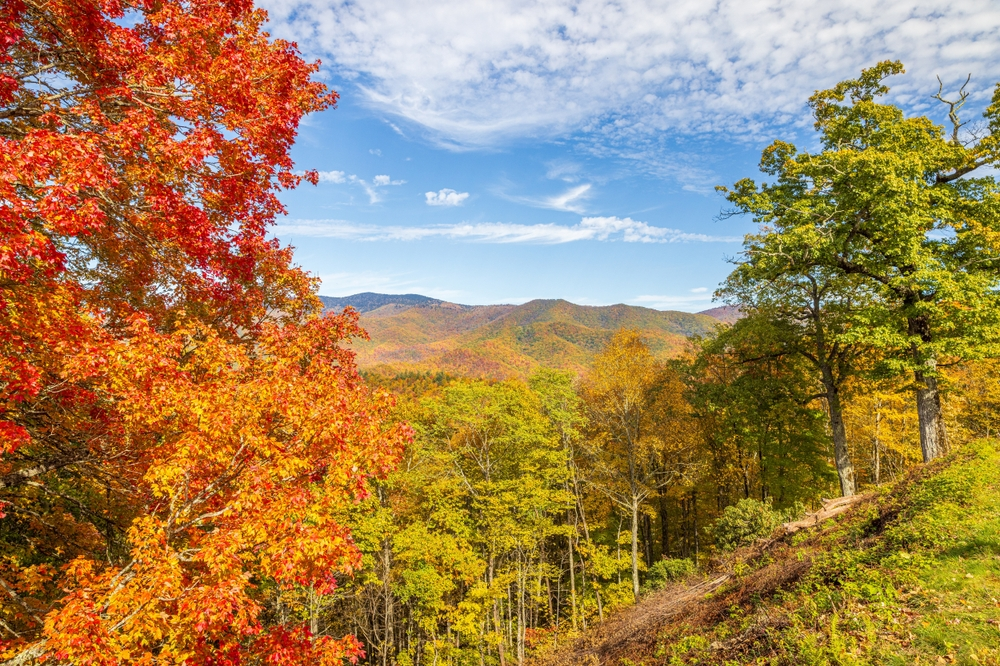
[320,293,737,378]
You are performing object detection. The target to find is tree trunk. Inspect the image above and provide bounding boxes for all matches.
[658,492,669,558]
[641,512,653,567]
[567,526,577,630]
[382,536,394,666]
[909,315,947,462]
[821,368,855,496]
[517,561,525,665]
[489,555,506,666]
[308,587,319,636]
[915,364,947,462]
[630,499,640,600]
[873,410,882,486]
[691,491,699,560]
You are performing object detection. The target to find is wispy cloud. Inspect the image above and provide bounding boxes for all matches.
[542,184,592,213]
[426,188,470,206]
[276,216,739,244]
[502,184,593,213]
[546,160,583,183]
[630,294,716,311]
[313,172,405,203]
[352,176,383,204]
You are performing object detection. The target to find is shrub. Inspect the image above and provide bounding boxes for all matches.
[712,498,784,551]
[642,557,696,592]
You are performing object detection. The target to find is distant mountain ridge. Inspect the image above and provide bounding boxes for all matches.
[320,293,732,378]
[318,292,447,313]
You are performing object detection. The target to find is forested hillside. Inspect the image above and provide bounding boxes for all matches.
[282,329,999,666]
[326,296,721,377]
[319,293,445,313]
[278,62,1000,666]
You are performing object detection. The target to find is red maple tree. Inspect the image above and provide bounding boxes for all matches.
[0,0,409,662]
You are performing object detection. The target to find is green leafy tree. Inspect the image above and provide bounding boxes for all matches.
[719,268,878,496]
[711,498,784,551]
[529,368,591,631]
[719,61,1000,462]
[688,325,836,511]
[420,379,571,665]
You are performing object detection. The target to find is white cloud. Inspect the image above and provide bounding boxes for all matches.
[543,184,591,213]
[260,0,1000,153]
[316,170,346,183]
[317,174,404,203]
[426,188,470,206]
[690,287,709,293]
[313,171,404,201]
[350,176,383,204]
[501,183,593,213]
[275,216,739,243]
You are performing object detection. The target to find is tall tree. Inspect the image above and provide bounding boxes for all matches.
[581,330,663,600]
[529,368,589,632]
[0,0,413,663]
[420,379,570,666]
[841,374,923,487]
[719,61,1000,462]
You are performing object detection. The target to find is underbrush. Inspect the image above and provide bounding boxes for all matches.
[561,440,1000,666]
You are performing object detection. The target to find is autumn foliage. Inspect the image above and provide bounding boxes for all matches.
[1,0,408,663]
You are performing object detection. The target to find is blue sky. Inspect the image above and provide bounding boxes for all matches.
[261,0,1000,311]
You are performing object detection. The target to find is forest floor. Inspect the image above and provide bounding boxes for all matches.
[535,439,1000,666]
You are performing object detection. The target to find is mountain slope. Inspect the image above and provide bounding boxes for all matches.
[536,440,1000,665]
[329,295,723,377]
[697,304,743,325]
